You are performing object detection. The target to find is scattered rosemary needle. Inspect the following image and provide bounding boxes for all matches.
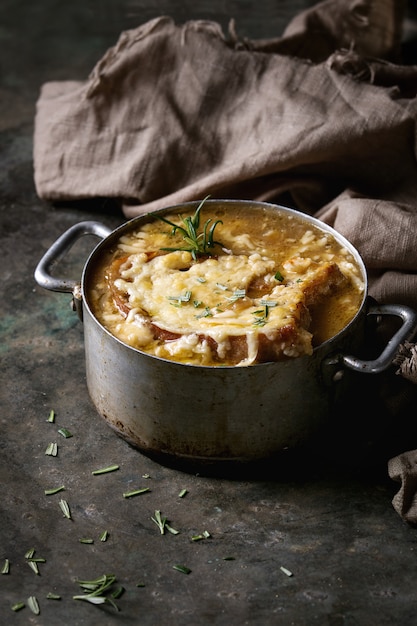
[173,564,191,575]
[45,442,58,456]
[25,548,35,559]
[59,498,72,519]
[11,602,25,612]
[27,595,40,615]
[58,427,72,438]
[47,409,55,423]
[151,510,179,535]
[191,530,211,541]
[178,489,188,498]
[27,560,39,575]
[152,510,167,534]
[44,485,65,495]
[111,586,125,599]
[79,538,94,544]
[280,566,293,577]
[92,464,119,475]
[99,530,109,542]
[123,488,150,498]
[46,593,61,600]
[1,559,10,574]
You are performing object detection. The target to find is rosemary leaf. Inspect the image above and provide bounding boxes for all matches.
[11,602,25,612]
[178,489,188,498]
[27,560,39,575]
[280,566,293,577]
[27,595,40,615]
[44,486,65,496]
[111,586,125,599]
[58,428,72,438]
[1,559,9,574]
[46,593,61,600]
[99,530,109,542]
[79,538,94,544]
[173,564,191,575]
[58,499,72,519]
[166,524,179,535]
[73,595,107,605]
[24,548,35,559]
[45,442,58,456]
[47,409,55,423]
[77,574,114,589]
[123,488,150,498]
[92,464,119,475]
[191,530,211,541]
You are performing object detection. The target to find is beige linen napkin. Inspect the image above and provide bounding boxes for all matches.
[33,0,417,519]
[33,0,417,310]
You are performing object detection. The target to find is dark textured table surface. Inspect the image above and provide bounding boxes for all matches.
[2,1,417,625]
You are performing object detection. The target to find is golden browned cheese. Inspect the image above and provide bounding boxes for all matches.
[87,204,364,366]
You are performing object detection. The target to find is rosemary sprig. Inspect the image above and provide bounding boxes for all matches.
[1,559,10,574]
[73,574,120,611]
[152,196,223,261]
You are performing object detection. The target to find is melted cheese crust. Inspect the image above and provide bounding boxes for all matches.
[88,205,364,366]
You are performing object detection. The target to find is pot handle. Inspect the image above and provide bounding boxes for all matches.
[339,302,417,375]
[34,221,112,293]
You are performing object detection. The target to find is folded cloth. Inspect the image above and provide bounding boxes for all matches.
[388,450,417,524]
[33,0,417,311]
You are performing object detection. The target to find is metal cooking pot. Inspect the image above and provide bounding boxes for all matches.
[34,200,417,465]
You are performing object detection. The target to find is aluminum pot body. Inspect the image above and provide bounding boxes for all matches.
[83,302,361,462]
[35,200,417,465]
